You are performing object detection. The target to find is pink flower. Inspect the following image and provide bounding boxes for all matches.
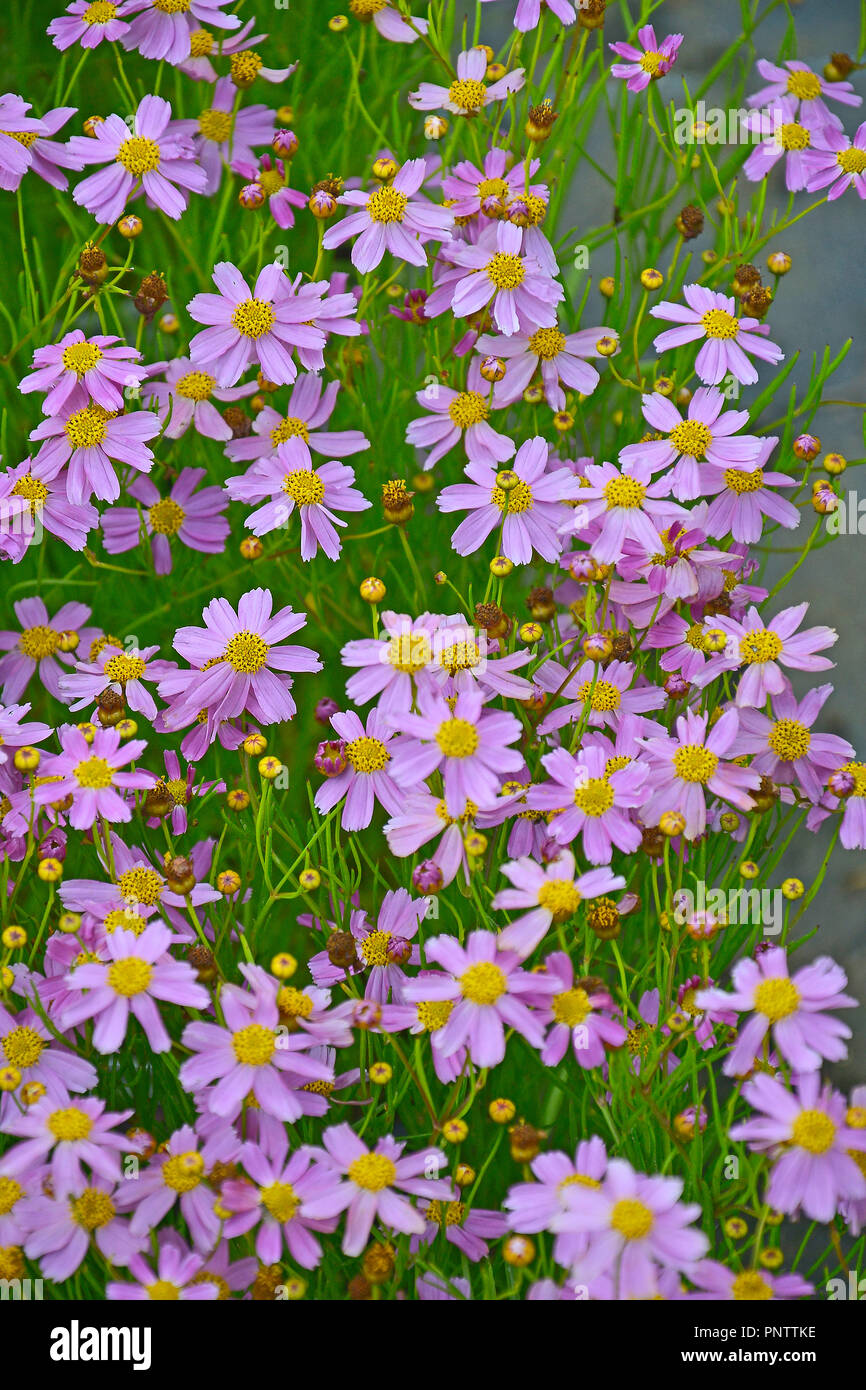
[114,1120,239,1251]
[140,356,256,441]
[535,656,665,736]
[221,1132,339,1268]
[529,951,627,1069]
[406,375,515,471]
[226,436,370,558]
[101,467,230,574]
[107,1231,218,1300]
[172,76,274,195]
[731,682,854,801]
[566,457,685,565]
[323,159,453,272]
[29,402,160,506]
[636,708,760,839]
[1,1087,134,1195]
[690,1260,813,1300]
[747,59,862,125]
[313,707,403,830]
[21,1178,144,1282]
[389,686,522,816]
[120,0,241,66]
[59,640,175,721]
[479,0,576,34]
[434,220,562,336]
[492,851,624,956]
[341,611,441,715]
[224,373,369,468]
[619,387,764,499]
[67,94,206,222]
[609,25,684,92]
[0,95,51,190]
[384,790,474,888]
[49,1,131,51]
[232,151,306,226]
[409,48,524,116]
[476,320,613,411]
[20,330,146,416]
[693,602,837,706]
[650,284,783,386]
[0,1000,95,1110]
[528,743,649,862]
[702,436,799,543]
[32,724,155,830]
[803,120,866,200]
[743,97,830,192]
[442,145,547,219]
[0,597,96,703]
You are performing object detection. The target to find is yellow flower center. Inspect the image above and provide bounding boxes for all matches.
[776,122,810,151]
[147,1281,180,1300]
[528,326,566,360]
[732,1271,773,1301]
[448,390,488,429]
[104,909,145,935]
[61,341,103,375]
[276,987,314,1019]
[70,1188,116,1230]
[491,479,533,513]
[11,475,50,513]
[176,370,216,401]
[486,252,525,290]
[259,168,285,197]
[791,1109,836,1155]
[386,632,432,673]
[700,308,739,340]
[107,957,153,997]
[739,630,783,664]
[786,71,822,101]
[573,776,615,817]
[83,1,118,20]
[537,879,582,922]
[415,999,453,1032]
[435,717,479,759]
[270,416,310,446]
[345,735,390,773]
[116,136,161,176]
[48,1107,92,1142]
[153,0,190,11]
[103,653,146,684]
[198,108,234,143]
[347,1153,397,1190]
[224,630,269,673]
[0,1177,23,1215]
[361,930,392,967]
[604,476,647,509]
[753,977,800,1022]
[64,405,108,450]
[837,147,866,175]
[261,1181,301,1221]
[162,1152,205,1192]
[350,0,389,16]
[669,419,712,459]
[573,679,621,713]
[477,175,510,204]
[639,50,665,75]
[189,27,213,55]
[447,78,487,112]
[610,1198,654,1240]
[723,466,764,495]
[232,1024,276,1066]
[767,718,811,762]
[230,51,263,85]
[231,299,276,340]
[74,757,115,789]
[558,1173,601,1191]
[552,987,592,1027]
[118,867,163,905]
[19,624,60,659]
[367,186,408,223]
[673,743,719,783]
[149,497,186,535]
[2,1026,44,1069]
[282,469,325,506]
[459,961,507,1005]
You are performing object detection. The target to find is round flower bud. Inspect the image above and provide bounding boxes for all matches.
[503,1235,536,1267]
[360,576,386,603]
[271,953,297,980]
[664,673,690,700]
[640,267,664,290]
[258,756,284,780]
[243,732,267,756]
[0,1067,21,1091]
[486,61,507,80]
[216,870,242,896]
[582,631,612,661]
[372,155,398,181]
[653,375,675,396]
[76,722,97,743]
[523,384,544,404]
[240,536,263,559]
[299,868,321,892]
[83,115,105,136]
[58,911,82,934]
[759,1247,784,1270]
[767,251,791,275]
[165,855,196,895]
[442,1119,468,1144]
[424,114,449,140]
[599,275,615,298]
[2,926,26,949]
[823,452,847,476]
[595,334,619,356]
[703,628,728,653]
[659,811,685,837]
[37,858,63,883]
[20,1081,46,1105]
[739,859,759,880]
[412,860,443,895]
[719,811,740,832]
[828,768,856,799]
[308,189,337,219]
[227,789,251,812]
[781,877,803,900]
[454,1162,475,1186]
[489,1097,516,1124]
[315,740,348,778]
[239,182,265,209]
[315,697,340,724]
[480,355,506,382]
[159,313,179,334]
[433,569,447,585]
[793,433,821,461]
[724,1216,749,1239]
[117,213,143,239]
[519,622,543,644]
[369,1062,392,1086]
[273,129,298,158]
[0,966,12,990]
[812,483,838,514]
[329,14,348,29]
[489,555,513,577]
[463,831,487,857]
[13,745,40,772]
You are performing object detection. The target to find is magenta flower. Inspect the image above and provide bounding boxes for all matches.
[164,588,322,734]
[224,373,369,469]
[442,145,546,219]
[0,95,51,190]
[436,220,562,336]
[145,748,222,835]
[493,852,625,956]
[528,743,648,862]
[479,0,576,34]
[535,656,665,736]
[619,387,764,499]
[529,951,627,1069]
[0,103,81,192]
[233,150,306,227]
[301,1123,450,1256]
[746,59,862,125]
[409,47,524,116]
[323,159,453,272]
[67,95,206,222]
[567,457,685,565]
[187,261,329,387]
[107,1231,218,1301]
[438,435,581,565]
[506,1137,608,1270]
[227,437,370,557]
[609,25,683,91]
[0,597,96,703]
[20,330,146,416]
[120,0,241,65]
[101,467,230,574]
[114,1120,239,1251]
[140,356,256,441]
[803,121,866,200]
[172,76,274,195]
[550,1159,707,1294]
[730,1072,866,1223]
[690,1260,813,1301]
[702,436,799,543]
[1,1087,134,1195]
[476,320,613,411]
[0,1001,95,1108]
[49,2,131,52]
[59,833,220,935]
[429,620,533,701]
[313,707,402,830]
[743,97,827,191]
[221,1133,338,1268]
[59,641,175,721]
[32,725,154,830]
[406,376,515,471]
[389,686,522,815]
[693,602,837,706]
[341,611,441,715]
[21,1179,144,1282]
[29,401,160,506]
[384,790,474,888]
[731,683,854,801]
[650,284,783,386]
[697,946,856,1076]
[402,930,554,1067]
[637,708,760,839]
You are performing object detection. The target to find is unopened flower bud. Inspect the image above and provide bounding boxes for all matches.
[314,740,348,778]
[412,859,443,895]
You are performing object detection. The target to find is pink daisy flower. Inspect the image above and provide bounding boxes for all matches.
[323,158,454,273]
[120,0,241,65]
[224,373,369,469]
[232,150,307,227]
[0,95,51,190]
[67,94,206,222]
[384,790,475,889]
[529,951,627,1069]
[389,686,522,816]
[479,0,576,34]
[429,619,533,701]
[20,1178,144,1283]
[803,120,866,200]
[308,888,427,1004]
[730,1072,866,1223]
[107,1231,218,1300]
[145,748,223,835]
[59,640,176,722]
[692,602,837,707]
[438,435,581,565]
[409,47,524,116]
[442,145,546,219]
[535,656,665,736]
[636,707,760,839]
[350,1,428,42]
[171,76,274,195]
[32,724,155,830]
[506,1137,608,1271]
[341,611,441,715]
[746,59,862,125]
[609,25,684,91]
[493,851,625,956]
[101,467,230,574]
[0,103,81,192]
[29,401,160,506]
[702,436,799,543]
[406,375,515,471]
[413,1200,507,1262]
[20,330,145,416]
[1,1087,134,1195]
[313,707,403,830]
[139,356,257,441]
[650,284,783,386]
[114,1120,239,1251]
[226,436,370,557]
[48,2,131,52]
[0,702,51,769]
[221,1133,339,1269]
[0,1000,96,1110]
[476,320,614,411]
[566,457,685,565]
[619,387,765,499]
[0,597,96,703]
[435,220,562,336]
[527,743,648,863]
[690,1260,813,1300]
[731,683,854,801]
[743,97,830,192]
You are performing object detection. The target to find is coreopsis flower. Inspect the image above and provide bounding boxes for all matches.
[59,834,221,932]
[163,588,322,734]
[442,146,546,219]
[0,597,96,703]
[692,603,837,706]
[232,151,306,227]
[187,261,329,387]
[348,0,428,42]
[120,0,241,65]
[402,930,554,1067]
[224,373,369,468]
[566,457,685,565]
[505,1137,608,1256]
[619,387,765,499]
[429,620,533,700]
[414,1200,508,1262]
[20,1179,144,1282]
[310,889,427,1004]
[616,513,740,603]
[746,59,862,125]
[529,952,627,1068]
[493,852,625,955]
[384,790,475,887]
[101,468,231,574]
[609,25,683,91]
[226,437,370,557]
[146,748,223,834]
[689,1261,813,1301]
[406,378,515,471]
[0,703,51,770]
[436,220,562,336]
[0,95,51,190]
[650,285,783,386]
[476,321,613,411]
[58,923,210,1055]
[535,656,665,735]
[702,437,799,544]
[0,456,99,557]
[527,743,648,862]
[643,611,727,682]
[696,946,856,1076]
[312,708,402,830]
[221,1133,338,1268]
[341,611,441,715]
[808,762,866,850]
[802,121,866,200]
[0,1001,95,1109]
[59,640,175,721]
[114,1120,239,1250]
[438,435,582,565]
[31,725,155,830]
[322,159,454,273]
[241,965,353,1049]
[409,47,524,117]
[20,330,146,416]
[1,1087,134,1195]
[479,0,576,34]
[171,76,274,194]
[139,357,257,441]
[191,1241,257,1299]
[636,708,760,838]
[731,683,854,801]
[48,2,131,52]
[106,1231,219,1301]
[0,104,81,192]
[730,1072,866,1223]
[29,402,160,506]
[389,686,522,815]
[67,95,206,222]
[550,1159,707,1294]
[743,97,828,191]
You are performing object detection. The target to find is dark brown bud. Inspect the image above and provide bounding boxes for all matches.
[675,204,704,239]
[741,286,773,319]
[222,406,253,438]
[751,776,780,814]
[732,263,761,297]
[587,896,622,940]
[78,242,108,286]
[142,780,173,819]
[133,271,168,320]
[96,686,125,728]
[347,1275,372,1301]
[827,52,857,80]
[362,1244,395,1285]
[577,0,607,28]
[609,632,633,662]
[164,854,195,895]
[381,479,414,525]
[526,586,556,622]
[702,593,732,618]
[251,1264,284,1300]
[187,944,217,982]
[473,602,511,641]
[326,930,358,969]
[640,826,665,858]
[525,99,558,141]
[509,1122,546,1163]
[311,174,343,198]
